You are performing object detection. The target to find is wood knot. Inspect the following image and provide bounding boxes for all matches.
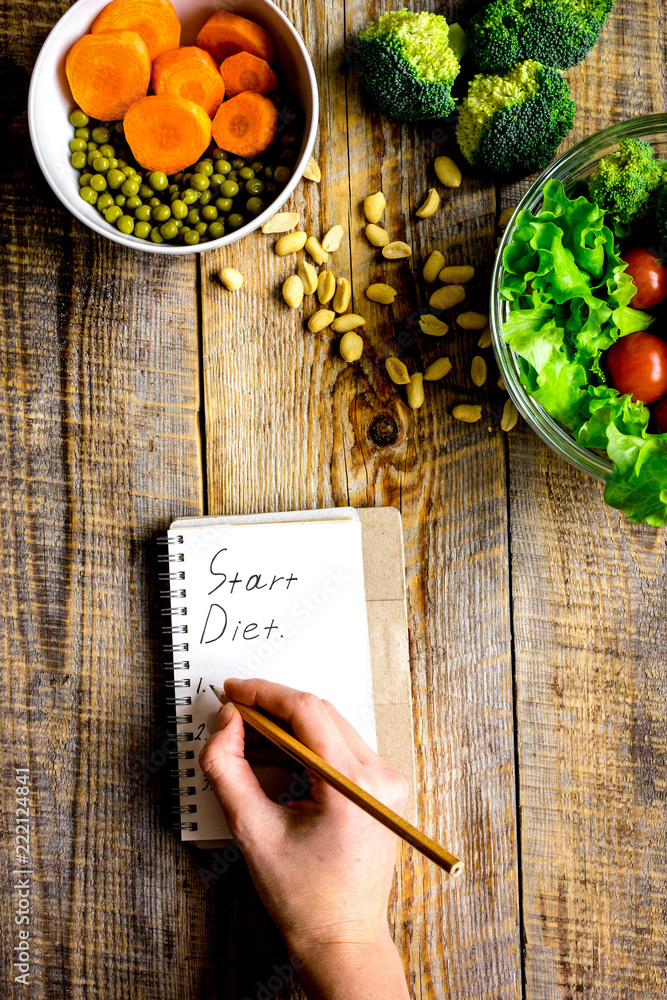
[368,414,399,447]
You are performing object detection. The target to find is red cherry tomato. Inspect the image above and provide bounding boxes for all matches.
[654,394,667,432]
[621,247,667,309]
[606,332,667,404]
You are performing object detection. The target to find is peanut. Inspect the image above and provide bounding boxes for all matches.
[382,241,412,260]
[261,211,299,233]
[339,331,364,362]
[434,156,462,188]
[438,265,475,284]
[498,207,516,229]
[218,267,244,291]
[501,398,519,431]
[333,277,351,313]
[298,260,318,295]
[331,313,365,333]
[274,231,307,256]
[471,355,488,387]
[415,188,440,218]
[429,285,465,310]
[406,373,425,410]
[457,311,489,330]
[424,357,452,381]
[477,325,492,349]
[303,156,321,182]
[365,283,397,304]
[322,225,344,252]
[365,223,390,247]
[497,375,506,391]
[423,250,446,284]
[363,191,386,224]
[452,403,482,423]
[305,235,328,265]
[307,309,335,332]
[317,270,336,304]
[282,274,304,308]
[419,314,448,337]
[385,357,410,385]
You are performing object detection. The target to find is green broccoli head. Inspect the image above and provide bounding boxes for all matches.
[456,60,576,178]
[356,10,467,122]
[467,0,616,74]
[588,139,665,225]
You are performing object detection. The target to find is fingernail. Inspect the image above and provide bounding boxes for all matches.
[219,702,235,729]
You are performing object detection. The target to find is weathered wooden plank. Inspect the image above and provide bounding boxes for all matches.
[0,5,207,998]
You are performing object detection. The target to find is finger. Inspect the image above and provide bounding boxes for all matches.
[321,700,378,767]
[224,677,360,775]
[198,704,281,842]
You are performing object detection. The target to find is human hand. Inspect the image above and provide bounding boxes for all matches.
[199,678,411,1000]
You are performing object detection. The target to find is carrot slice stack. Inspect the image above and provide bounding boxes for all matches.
[124,94,213,173]
[65,30,151,120]
[152,47,226,117]
[220,51,277,98]
[212,91,279,159]
[91,0,181,61]
[196,10,277,65]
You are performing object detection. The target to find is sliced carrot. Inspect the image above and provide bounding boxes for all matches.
[196,11,277,65]
[65,30,151,121]
[152,47,225,118]
[91,0,180,61]
[211,91,279,159]
[124,94,212,174]
[220,51,277,98]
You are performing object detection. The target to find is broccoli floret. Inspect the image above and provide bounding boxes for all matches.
[356,10,467,122]
[588,139,665,225]
[467,0,616,74]
[456,60,575,178]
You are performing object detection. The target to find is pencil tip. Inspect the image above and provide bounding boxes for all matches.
[210,684,226,701]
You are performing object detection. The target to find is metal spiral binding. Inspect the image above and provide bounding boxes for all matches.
[159,533,198,832]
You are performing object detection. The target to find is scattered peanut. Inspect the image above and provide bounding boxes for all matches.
[429,284,466,310]
[452,403,482,423]
[501,398,519,431]
[331,313,366,332]
[339,331,364,362]
[457,311,489,330]
[317,270,336,304]
[297,260,318,295]
[218,267,244,291]
[382,241,412,260]
[434,155,462,188]
[385,357,410,385]
[363,191,386,224]
[423,250,446,284]
[365,283,397,304]
[471,355,488,387]
[261,211,300,234]
[307,309,335,332]
[282,274,305,308]
[415,188,440,218]
[303,156,321,182]
[274,231,307,256]
[477,325,492,349]
[322,225,344,252]
[332,277,351,313]
[419,314,449,337]
[365,223,390,247]
[406,373,425,409]
[498,207,516,229]
[438,265,475,284]
[305,235,328,265]
[497,375,506,390]
[424,357,452,381]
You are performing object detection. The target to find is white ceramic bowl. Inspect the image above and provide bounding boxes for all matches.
[28,0,318,254]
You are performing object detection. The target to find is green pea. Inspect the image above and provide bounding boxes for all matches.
[70,151,87,169]
[182,188,199,205]
[265,182,277,196]
[168,183,180,195]
[195,160,214,177]
[227,212,245,229]
[171,199,188,219]
[210,173,223,187]
[175,219,184,230]
[216,159,231,175]
[74,127,91,140]
[160,220,179,240]
[115,194,127,207]
[221,180,239,198]
[80,186,98,204]
[173,172,185,184]
[152,204,171,222]
[90,173,107,192]
[70,138,87,153]
[149,197,161,208]
[231,157,245,169]
[263,165,273,180]
[149,171,168,191]
[126,195,142,210]
[208,221,225,239]
[190,172,210,191]
[135,204,152,221]
[245,178,264,196]
[274,165,291,184]
[92,126,110,144]
[194,222,209,236]
[250,161,264,172]
[150,226,164,244]
[135,221,152,239]
[239,166,254,180]
[132,173,143,184]
[116,159,128,169]
[86,150,100,167]
[105,205,123,223]
[182,173,192,186]
[115,121,125,137]
[201,204,218,221]
[212,147,227,159]
[92,157,110,173]
[121,179,139,197]
[246,197,265,217]
[184,229,200,246]
[215,197,232,213]
[187,208,201,225]
[108,158,118,169]
[79,172,93,187]
[117,215,135,235]
[69,109,89,127]
[87,141,98,151]
[97,192,114,211]
[122,165,135,177]
[137,185,153,200]
[227,170,238,182]
[198,190,212,206]
[99,144,115,158]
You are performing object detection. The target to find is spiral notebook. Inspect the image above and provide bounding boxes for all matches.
[160,507,415,844]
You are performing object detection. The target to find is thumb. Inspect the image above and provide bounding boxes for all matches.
[199,704,279,843]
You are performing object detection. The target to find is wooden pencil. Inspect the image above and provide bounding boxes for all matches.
[210,685,463,877]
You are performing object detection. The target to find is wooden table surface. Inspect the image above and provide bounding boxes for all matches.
[2,1,667,997]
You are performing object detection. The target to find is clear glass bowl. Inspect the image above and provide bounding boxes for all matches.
[490,114,667,480]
